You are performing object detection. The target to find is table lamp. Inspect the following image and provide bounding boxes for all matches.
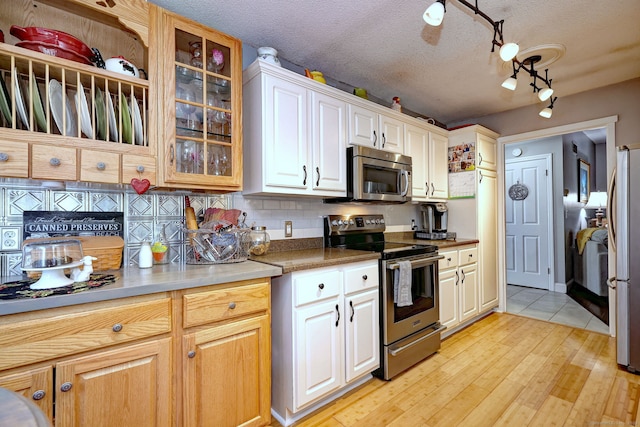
[585,191,608,227]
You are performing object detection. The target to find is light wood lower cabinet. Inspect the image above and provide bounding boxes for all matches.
[0,277,272,427]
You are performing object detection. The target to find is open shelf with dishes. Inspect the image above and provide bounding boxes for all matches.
[0,45,149,148]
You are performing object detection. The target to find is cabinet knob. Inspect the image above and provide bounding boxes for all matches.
[362,274,368,280]
[32,390,46,401]
[447,257,452,262]
[228,302,236,309]
[60,382,73,392]
[318,283,324,290]
[136,165,145,173]
[49,158,61,167]
[187,350,196,358]
[0,153,8,162]
[112,323,123,332]
[96,162,106,170]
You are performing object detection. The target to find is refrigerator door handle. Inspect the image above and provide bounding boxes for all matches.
[607,166,617,252]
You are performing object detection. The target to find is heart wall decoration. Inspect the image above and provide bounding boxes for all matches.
[131,178,151,195]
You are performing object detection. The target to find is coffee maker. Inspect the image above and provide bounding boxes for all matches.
[414,202,456,240]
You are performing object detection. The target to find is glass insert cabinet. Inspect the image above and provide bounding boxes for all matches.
[159,11,242,191]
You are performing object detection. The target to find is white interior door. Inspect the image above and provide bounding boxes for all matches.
[505,155,553,290]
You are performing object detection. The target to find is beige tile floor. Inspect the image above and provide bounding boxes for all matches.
[506,284,610,334]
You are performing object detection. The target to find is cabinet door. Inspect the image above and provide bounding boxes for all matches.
[379,114,404,153]
[459,264,479,323]
[311,91,347,194]
[344,288,379,383]
[0,366,53,421]
[439,268,459,330]
[263,74,309,189]
[160,11,242,190]
[55,338,172,427]
[183,315,271,427]
[293,297,344,410]
[478,169,499,311]
[477,133,497,171]
[347,104,377,148]
[428,132,449,199]
[405,124,429,201]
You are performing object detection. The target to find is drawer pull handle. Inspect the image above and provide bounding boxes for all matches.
[461,269,466,282]
[32,390,46,401]
[50,158,61,167]
[0,153,8,162]
[447,257,452,262]
[170,145,175,165]
[60,382,72,392]
[455,271,459,285]
[469,254,473,258]
[373,130,377,147]
[316,166,320,187]
[479,153,483,166]
[188,350,196,358]
[318,283,324,290]
[112,323,123,332]
[350,300,354,322]
[228,302,236,309]
[136,165,145,173]
[362,274,368,280]
[96,162,106,170]
[335,304,340,327]
[302,165,307,186]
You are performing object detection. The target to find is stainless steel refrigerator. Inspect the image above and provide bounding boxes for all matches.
[616,144,640,373]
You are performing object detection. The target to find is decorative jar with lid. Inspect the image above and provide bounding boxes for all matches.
[151,224,170,265]
[249,226,271,256]
[257,47,281,66]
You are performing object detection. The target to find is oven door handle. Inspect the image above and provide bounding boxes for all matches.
[389,323,447,356]
[386,255,444,270]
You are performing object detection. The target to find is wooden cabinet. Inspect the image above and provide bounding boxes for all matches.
[242,60,347,197]
[439,244,479,334]
[0,0,156,186]
[348,104,403,153]
[448,125,500,318]
[179,280,271,427]
[271,260,379,426]
[156,9,243,191]
[0,294,173,426]
[405,124,448,201]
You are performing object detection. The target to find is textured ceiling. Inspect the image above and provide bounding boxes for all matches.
[150,0,640,125]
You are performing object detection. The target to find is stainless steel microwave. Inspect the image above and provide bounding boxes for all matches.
[326,146,412,203]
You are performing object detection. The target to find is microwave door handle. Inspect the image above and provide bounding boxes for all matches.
[401,170,409,196]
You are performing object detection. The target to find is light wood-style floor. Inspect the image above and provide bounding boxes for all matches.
[271,312,640,427]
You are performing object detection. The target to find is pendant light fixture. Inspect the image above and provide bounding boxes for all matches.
[423,0,558,117]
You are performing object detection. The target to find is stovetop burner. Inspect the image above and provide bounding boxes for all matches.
[324,214,438,260]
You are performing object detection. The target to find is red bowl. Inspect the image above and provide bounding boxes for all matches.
[10,25,93,60]
[16,41,93,65]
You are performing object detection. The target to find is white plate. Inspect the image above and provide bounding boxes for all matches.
[74,81,93,138]
[106,90,118,142]
[132,95,144,145]
[48,79,77,137]
[13,68,29,130]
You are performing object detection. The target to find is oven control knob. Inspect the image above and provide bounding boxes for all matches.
[380,219,385,224]
[375,219,380,224]
[349,219,354,225]
[365,219,371,225]
[331,220,338,226]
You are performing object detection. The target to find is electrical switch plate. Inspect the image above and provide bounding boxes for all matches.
[0,227,21,251]
[284,221,293,238]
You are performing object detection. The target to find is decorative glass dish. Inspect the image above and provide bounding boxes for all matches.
[184,228,250,264]
[21,238,84,289]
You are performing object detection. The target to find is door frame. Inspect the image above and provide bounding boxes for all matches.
[496,115,618,337]
[505,153,554,291]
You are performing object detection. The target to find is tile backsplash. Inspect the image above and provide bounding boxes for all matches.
[0,180,418,277]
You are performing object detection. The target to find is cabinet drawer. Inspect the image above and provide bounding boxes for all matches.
[344,263,379,295]
[123,154,156,185]
[459,247,478,266]
[439,250,459,270]
[0,141,29,178]
[80,150,120,183]
[294,270,341,307]
[183,282,270,328]
[0,297,172,371]
[31,145,77,180]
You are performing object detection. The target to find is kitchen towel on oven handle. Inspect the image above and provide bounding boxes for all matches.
[393,260,413,306]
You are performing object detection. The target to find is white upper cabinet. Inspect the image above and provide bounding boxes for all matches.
[348,104,403,153]
[405,123,448,201]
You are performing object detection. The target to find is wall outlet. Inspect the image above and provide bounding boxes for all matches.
[284,221,293,238]
[0,227,21,251]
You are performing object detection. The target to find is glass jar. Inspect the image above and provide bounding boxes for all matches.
[151,224,170,265]
[138,241,153,268]
[249,226,271,256]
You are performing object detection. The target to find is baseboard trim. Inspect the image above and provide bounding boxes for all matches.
[554,282,567,294]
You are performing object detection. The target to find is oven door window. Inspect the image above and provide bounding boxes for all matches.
[394,263,435,322]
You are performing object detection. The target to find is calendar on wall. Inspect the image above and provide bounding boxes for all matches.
[448,142,476,199]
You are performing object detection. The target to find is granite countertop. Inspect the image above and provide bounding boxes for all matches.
[385,232,479,249]
[250,247,380,274]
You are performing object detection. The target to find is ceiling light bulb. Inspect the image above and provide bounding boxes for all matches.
[539,107,553,118]
[501,76,517,91]
[423,1,445,26]
[499,42,519,61]
[538,87,554,102]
